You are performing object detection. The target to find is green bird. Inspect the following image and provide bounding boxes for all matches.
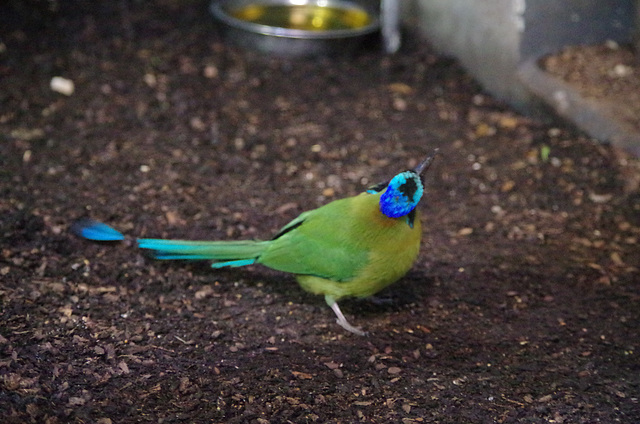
[73,150,438,335]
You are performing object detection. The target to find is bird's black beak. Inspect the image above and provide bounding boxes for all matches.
[414,148,439,180]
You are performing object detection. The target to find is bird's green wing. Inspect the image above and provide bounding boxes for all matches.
[258,197,370,282]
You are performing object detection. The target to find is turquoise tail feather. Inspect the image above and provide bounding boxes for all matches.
[137,238,269,268]
[211,259,257,268]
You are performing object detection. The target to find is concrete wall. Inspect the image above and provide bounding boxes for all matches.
[521,0,634,59]
[404,0,636,111]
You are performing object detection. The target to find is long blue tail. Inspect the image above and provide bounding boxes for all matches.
[73,219,268,268]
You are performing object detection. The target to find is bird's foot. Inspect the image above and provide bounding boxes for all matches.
[329,301,367,336]
[336,317,367,336]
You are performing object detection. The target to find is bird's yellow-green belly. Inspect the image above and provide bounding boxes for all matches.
[296,216,422,300]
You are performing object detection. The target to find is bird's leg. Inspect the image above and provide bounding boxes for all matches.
[326,295,367,336]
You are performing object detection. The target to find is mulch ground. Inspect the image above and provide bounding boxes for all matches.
[1,1,639,423]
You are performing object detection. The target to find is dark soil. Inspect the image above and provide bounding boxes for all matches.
[1,1,639,423]
[542,42,640,134]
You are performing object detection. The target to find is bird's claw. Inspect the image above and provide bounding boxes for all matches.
[335,318,368,336]
[329,299,368,336]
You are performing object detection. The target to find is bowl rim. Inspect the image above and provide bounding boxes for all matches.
[210,0,381,40]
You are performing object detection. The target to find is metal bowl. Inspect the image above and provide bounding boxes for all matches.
[210,0,380,57]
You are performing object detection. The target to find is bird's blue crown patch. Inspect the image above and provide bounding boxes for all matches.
[378,171,424,218]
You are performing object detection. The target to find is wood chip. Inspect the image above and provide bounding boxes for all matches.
[458,227,474,236]
[291,371,313,380]
[387,367,401,375]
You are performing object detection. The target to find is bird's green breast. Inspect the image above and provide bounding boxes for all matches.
[282,192,422,300]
